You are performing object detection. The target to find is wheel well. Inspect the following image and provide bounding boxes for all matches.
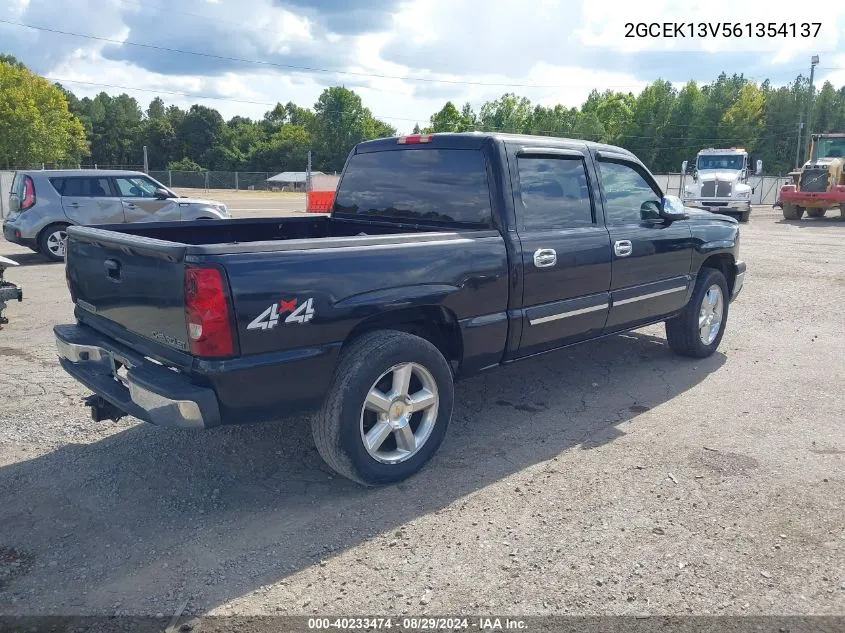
[700,253,735,295]
[344,306,463,369]
[36,222,70,246]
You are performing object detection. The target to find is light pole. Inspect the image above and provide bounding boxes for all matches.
[804,55,819,163]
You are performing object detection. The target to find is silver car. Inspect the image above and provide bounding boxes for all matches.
[3,170,230,261]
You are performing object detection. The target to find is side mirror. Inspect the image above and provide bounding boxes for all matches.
[660,195,688,221]
[755,160,763,175]
[154,187,172,200]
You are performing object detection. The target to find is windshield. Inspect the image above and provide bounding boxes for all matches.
[815,137,845,159]
[696,155,744,171]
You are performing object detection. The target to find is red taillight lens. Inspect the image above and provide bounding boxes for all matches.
[21,176,36,211]
[184,266,234,358]
[397,134,433,144]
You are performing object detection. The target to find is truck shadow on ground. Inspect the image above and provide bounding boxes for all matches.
[0,329,725,615]
[776,216,845,228]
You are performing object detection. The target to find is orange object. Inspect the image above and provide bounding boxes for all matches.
[306,191,335,213]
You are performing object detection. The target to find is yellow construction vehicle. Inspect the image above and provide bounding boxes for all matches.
[779,133,845,220]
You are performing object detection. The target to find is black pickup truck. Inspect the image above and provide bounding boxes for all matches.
[55,132,745,485]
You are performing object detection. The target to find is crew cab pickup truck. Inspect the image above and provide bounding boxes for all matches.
[55,133,746,486]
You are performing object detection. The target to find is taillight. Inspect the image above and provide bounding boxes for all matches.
[20,176,35,211]
[397,134,433,144]
[184,266,235,358]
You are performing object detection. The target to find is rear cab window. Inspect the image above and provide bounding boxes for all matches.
[333,148,493,228]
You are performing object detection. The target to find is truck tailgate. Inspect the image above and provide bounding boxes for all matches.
[65,226,192,354]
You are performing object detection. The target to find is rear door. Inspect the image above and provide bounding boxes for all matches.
[510,145,612,357]
[56,176,125,225]
[594,155,694,331]
[114,175,179,222]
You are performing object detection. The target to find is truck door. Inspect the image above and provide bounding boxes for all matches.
[593,154,694,332]
[510,146,612,357]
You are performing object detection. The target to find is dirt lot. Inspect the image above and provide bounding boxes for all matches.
[0,206,843,617]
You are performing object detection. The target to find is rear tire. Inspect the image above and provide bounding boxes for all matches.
[665,268,729,359]
[738,210,750,223]
[806,208,826,218]
[38,223,70,262]
[312,330,454,486]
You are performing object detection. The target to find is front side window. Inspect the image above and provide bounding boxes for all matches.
[598,161,663,224]
[334,149,492,226]
[115,177,159,198]
[60,177,113,198]
[516,156,593,230]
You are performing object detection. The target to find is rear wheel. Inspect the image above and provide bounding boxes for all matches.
[38,223,69,262]
[782,204,804,220]
[738,210,750,223]
[806,208,826,218]
[312,330,454,486]
[665,268,729,358]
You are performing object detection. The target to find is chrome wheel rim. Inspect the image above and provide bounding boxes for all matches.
[360,362,439,464]
[698,284,724,345]
[47,230,67,257]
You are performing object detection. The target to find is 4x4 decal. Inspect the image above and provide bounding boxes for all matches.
[247,297,315,331]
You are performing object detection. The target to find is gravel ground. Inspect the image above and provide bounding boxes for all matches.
[0,206,843,617]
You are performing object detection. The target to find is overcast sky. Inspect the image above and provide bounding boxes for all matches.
[3,0,845,133]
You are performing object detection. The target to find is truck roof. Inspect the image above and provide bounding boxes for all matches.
[697,148,747,154]
[355,132,638,160]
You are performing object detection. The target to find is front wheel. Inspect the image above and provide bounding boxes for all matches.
[782,204,804,220]
[38,223,70,262]
[665,268,729,358]
[806,208,826,218]
[312,330,455,486]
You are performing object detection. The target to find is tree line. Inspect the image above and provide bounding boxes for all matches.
[3,53,845,176]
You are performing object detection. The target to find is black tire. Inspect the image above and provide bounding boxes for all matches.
[739,210,750,223]
[806,208,825,218]
[312,330,455,486]
[38,223,70,262]
[782,204,804,220]
[665,268,730,358]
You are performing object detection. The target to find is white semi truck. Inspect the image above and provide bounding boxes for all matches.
[681,148,762,223]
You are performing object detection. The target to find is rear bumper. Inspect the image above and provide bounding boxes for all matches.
[55,323,221,429]
[731,261,746,301]
[779,185,845,207]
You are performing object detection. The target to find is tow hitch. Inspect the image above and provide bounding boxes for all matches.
[84,394,127,422]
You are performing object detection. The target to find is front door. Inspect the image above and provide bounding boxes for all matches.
[594,158,694,332]
[113,176,178,223]
[511,146,612,357]
[56,176,124,225]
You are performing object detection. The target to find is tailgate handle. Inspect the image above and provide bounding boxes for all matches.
[104,259,122,282]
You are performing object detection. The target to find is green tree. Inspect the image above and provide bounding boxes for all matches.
[622,79,676,169]
[479,93,533,133]
[719,82,766,149]
[426,101,476,133]
[250,124,311,171]
[663,81,705,171]
[529,104,577,136]
[0,60,87,168]
[312,86,395,172]
[167,157,204,171]
[180,104,224,163]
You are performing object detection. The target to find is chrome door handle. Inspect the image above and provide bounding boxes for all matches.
[614,240,633,257]
[533,248,557,268]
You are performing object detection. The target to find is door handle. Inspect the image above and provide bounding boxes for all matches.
[124,203,136,209]
[533,248,557,268]
[69,202,79,208]
[103,259,121,282]
[614,240,633,257]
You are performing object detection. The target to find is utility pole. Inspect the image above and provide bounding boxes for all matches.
[804,55,819,162]
[795,111,803,168]
[306,150,312,193]
[142,145,149,174]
